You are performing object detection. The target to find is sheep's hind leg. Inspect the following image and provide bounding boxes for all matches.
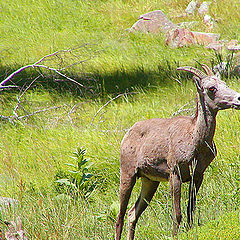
[127,177,159,240]
[115,172,137,240]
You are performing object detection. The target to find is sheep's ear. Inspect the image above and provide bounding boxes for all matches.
[177,66,207,79]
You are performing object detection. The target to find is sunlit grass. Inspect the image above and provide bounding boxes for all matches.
[0,0,240,239]
[0,81,240,238]
[1,0,239,72]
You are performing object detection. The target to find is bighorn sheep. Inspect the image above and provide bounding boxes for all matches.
[115,64,240,240]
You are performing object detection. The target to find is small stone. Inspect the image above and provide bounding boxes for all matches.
[185,1,199,14]
[198,1,211,15]
[227,39,239,46]
[228,45,240,51]
[204,14,211,23]
[203,14,216,28]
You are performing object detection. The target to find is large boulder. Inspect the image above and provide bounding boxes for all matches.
[129,9,221,48]
[166,28,220,48]
[129,10,177,34]
[191,31,220,45]
[165,28,196,48]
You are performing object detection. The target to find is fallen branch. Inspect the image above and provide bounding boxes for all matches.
[89,92,138,127]
[33,65,85,88]
[1,44,95,89]
[13,76,40,118]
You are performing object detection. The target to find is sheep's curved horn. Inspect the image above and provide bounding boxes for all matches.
[177,66,207,79]
[201,64,213,76]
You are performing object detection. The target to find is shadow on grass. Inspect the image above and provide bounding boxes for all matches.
[93,63,181,95]
[0,61,189,98]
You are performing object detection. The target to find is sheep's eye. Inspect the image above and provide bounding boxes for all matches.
[208,87,217,93]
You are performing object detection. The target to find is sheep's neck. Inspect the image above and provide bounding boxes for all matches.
[193,95,217,146]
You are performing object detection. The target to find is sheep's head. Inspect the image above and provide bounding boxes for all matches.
[177,64,240,111]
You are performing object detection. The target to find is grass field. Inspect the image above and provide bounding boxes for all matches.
[0,0,240,239]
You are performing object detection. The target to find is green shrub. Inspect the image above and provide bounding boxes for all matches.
[54,147,96,199]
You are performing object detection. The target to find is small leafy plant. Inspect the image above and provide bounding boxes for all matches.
[55,147,96,199]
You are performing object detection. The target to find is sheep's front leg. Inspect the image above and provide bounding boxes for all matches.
[170,171,182,236]
[187,173,203,228]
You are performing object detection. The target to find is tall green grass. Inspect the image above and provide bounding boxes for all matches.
[0,0,240,239]
[1,0,239,80]
[1,81,240,239]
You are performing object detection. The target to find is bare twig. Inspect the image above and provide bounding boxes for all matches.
[12,77,40,118]
[33,65,85,87]
[1,64,34,87]
[1,45,94,89]
[0,115,10,121]
[89,92,138,127]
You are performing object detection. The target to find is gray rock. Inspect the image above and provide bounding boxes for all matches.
[198,1,211,15]
[165,28,196,48]
[129,10,177,34]
[191,31,220,45]
[166,29,220,48]
[227,45,240,51]
[203,14,216,28]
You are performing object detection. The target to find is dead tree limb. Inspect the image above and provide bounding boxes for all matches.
[0,44,95,89]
